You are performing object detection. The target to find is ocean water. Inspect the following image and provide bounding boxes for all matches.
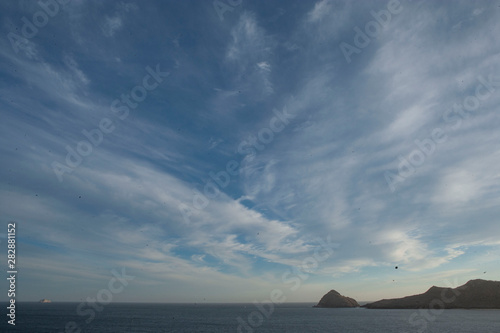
[1,302,499,332]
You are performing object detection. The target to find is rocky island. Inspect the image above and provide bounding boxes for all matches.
[314,289,359,308]
[363,279,500,309]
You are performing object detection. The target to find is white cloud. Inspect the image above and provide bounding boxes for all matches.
[257,61,271,72]
[100,2,137,38]
[432,150,500,209]
[2,0,500,303]
[63,54,90,85]
[307,0,333,22]
[305,0,351,39]
[226,11,274,97]
[102,15,123,37]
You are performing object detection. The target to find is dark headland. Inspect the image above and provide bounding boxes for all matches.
[313,289,359,308]
[314,279,500,309]
[363,279,500,309]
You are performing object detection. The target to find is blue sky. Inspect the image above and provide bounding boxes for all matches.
[1,0,499,304]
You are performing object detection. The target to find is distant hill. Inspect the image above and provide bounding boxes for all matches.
[363,279,500,309]
[314,290,359,308]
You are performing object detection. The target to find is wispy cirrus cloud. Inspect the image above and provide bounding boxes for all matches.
[1,0,499,303]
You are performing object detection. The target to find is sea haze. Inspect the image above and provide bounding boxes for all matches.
[1,302,498,332]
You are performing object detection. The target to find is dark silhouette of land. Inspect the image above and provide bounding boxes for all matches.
[314,279,500,309]
[363,279,500,309]
[314,289,359,308]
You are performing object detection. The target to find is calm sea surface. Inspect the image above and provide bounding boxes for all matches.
[1,302,499,332]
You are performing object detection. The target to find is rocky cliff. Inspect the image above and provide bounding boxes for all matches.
[314,289,359,308]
